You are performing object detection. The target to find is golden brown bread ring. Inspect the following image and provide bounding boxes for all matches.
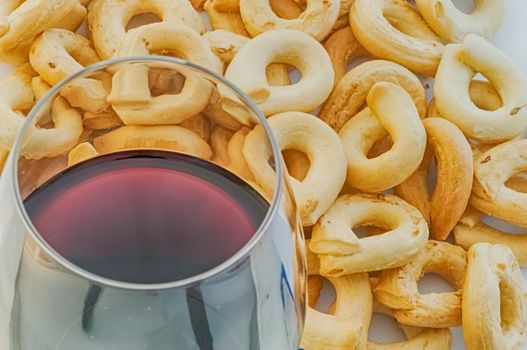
[270,0,303,19]
[471,139,527,228]
[454,221,527,267]
[0,148,9,174]
[108,22,220,125]
[301,272,372,350]
[323,27,368,84]
[434,34,527,142]
[415,0,504,43]
[29,29,109,114]
[395,117,473,241]
[462,243,527,350]
[239,0,339,41]
[310,193,429,276]
[203,0,249,37]
[243,111,346,226]
[88,0,205,59]
[93,125,213,159]
[374,240,467,328]
[339,82,427,193]
[68,142,100,166]
[349,0,443,76]
[319,60,426,131]
[0,0,85,64]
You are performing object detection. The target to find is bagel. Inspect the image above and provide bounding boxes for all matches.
[416,0,505,42]
[462,243,527,350]
[243,111,346,226]
[339,82,426,192]
[319,60,426,131]
[108,22,220,125]
[374,240,467,328]
[434,34,527,142]
[395,117,473,241]
[349,0,443,76]
[88,0,205,59]
[310,193,429,276]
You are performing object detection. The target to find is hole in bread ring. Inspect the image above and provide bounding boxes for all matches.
[0,0,85,64]
[339,82,427,193]
[416,0,504,42]
[395,117,473,241]
[349,0,443,77]
[87,0,205,59]
[29,29,109,114]
[239,0,339,40]
[374,241,467,328]
[243,112,347,226]
[310,193,429,276]
[470,139,527,228]
[108,22,220,125]
[368,300,453,349]
[222,29,334,121]
[462,243,527,349]
[92,125,213,160]
[319,60,427,131]
[434,34,527,143]
[323,27,369,84]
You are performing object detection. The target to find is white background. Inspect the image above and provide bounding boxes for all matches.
[0,0,526,349]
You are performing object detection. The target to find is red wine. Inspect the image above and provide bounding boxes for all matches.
[24,150,269,284]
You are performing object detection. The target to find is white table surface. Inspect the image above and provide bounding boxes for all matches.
[1,1,527,349]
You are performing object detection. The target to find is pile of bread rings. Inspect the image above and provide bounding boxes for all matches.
[0,0,526,349]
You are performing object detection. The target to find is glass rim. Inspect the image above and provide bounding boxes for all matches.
[10,55,285,291]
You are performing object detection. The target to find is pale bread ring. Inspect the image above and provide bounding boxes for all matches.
[239,0,339,41]
[203,0,249,37]
[454,222,527,267]
[108,22,220,125]
[471,139,527,228]
[374,240,467,328]
[323,27,368,84]
[434,34,527,142]
[339,82,426,193]
[210,125,254,183]
[223,29,333,122]
[416,0,504,42]
[310,193,429,276]
[349,0,443,76]
[301,250,372,350]
[0,0,85,64]
[88,0,205,59]
[368,300,452,350]
[243,112,346,226]
[93,125,213,159]
[319,60,426,131]
[29,29,109,114]
[462,243,527,350]
[395,117,473,241]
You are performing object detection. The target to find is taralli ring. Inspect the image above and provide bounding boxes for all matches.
[323,27,368,84]
[88,0,205,59]
[310,193,429,276]
[239,0,339,41]
[349,0,443,76]
[108,22,220,125]
[462,243,527,350]
[29,29,109,114]
[93,125,213,159]
[339,82,426,193]
[434,34,527,142]
[203,0,249,37]
[374,240,467,328]
[471,139,527,228]
[319,60,427,131]
[223,29,334,121]
[395,117,473,241]
[301,259,372,350]
[243,111,346,226]
[0,0,86,63]
[416,0,505,42]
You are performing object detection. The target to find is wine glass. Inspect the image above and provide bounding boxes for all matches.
[0,56,306,350]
